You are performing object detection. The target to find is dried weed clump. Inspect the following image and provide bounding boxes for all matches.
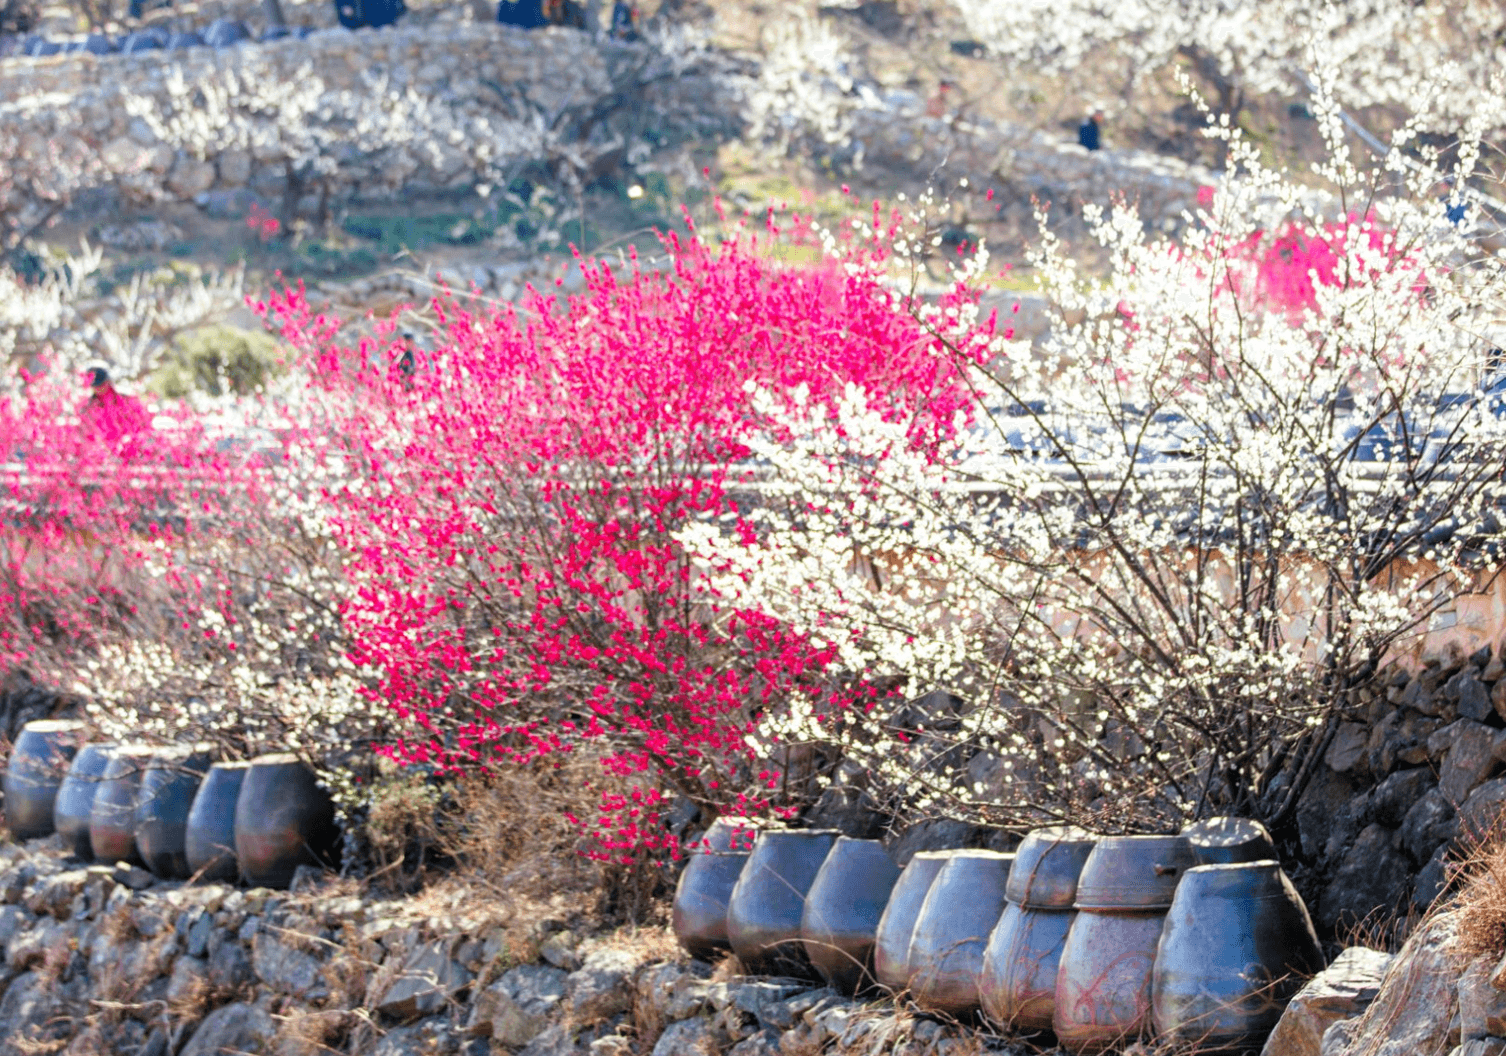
[1454,838,1506,959]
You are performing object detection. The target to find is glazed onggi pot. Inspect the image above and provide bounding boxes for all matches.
[980,826,1097,1031]
[672,819,752,961]
[1151,861,1324,1050]
[185,761,252,882]
[873,850,952,994]
[726,829,839,976]
[54,742,116,859]
[907,850,1015,1015]
[1054,834,1197,1053]
[1181,817,1279,866]
[135,744,214,879]
[800,836,901,994]
[4,720,86,840]
[234,753,339,888]
[90,745,157,865]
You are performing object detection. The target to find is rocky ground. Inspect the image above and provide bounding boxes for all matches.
[0,824,1496,1056]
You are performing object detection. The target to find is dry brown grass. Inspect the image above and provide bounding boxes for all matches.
[1454,838,1506,959]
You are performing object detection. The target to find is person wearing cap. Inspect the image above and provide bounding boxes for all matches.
[80,367,150,445]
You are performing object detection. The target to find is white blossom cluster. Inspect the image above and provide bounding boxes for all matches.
[0,245,246,391]
[953,0,1506,127]
[683,81,1506,831]
[742,10,871,158]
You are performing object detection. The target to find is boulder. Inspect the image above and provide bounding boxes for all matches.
[565,948,638,1022]
[1460,779,1506,846]
[1319,824,1412,932]
[252,930,327,999]
[371,1016,462,1056]
[0,971,66,1047]
[651,1019,722,1056]
[1319,913,1461,1056]
[1260,947,1395,1056]
[1369,768,1436,827]
[1430,720,1506,805]
[373,938,473,1022]
[1298,768,1360,860]
[179,1003,277,1056]
[467,962,567,1043]
[1460,954,1506,1040]
[1327,722,1371,775]
[1452,671,1495,722]
[1415,844,1452,910]
[1402,789,1458,863]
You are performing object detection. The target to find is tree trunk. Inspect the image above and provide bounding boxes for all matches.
[264,0,286,27]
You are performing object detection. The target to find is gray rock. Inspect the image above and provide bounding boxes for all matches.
[1298,768,1360,860]
[539,930,583,971]
[0,904,33,956]
[1318,823,1412,932]
[179,1003,277,1056]
[1430,720,1506,804]
[1460,778,1506,846]
[0,971,64,1047]
[208,937,254,991]
[1402,789,1458,862]
[519,1023,587,1056]
[1368,768,1436,827]
[730,980,811,1030]
[374,938,474,1022]
[1453,671,1495,722]
[186,911,214,958]
[1460,954,1506,1040]
[566,948,638,1022]
[651,1019,721,1056]
[1319,913,1459,1056]
[24,869,89,920]
[1415,844,1452,910]
[252,930,327,999]
[167,955,209,1005]
[727,1031,782,1056]
[1461,1040,1506,1056]
[112,863,156,891]
[372,1016,462,1056]
[1370,709,1445,773]
[1327,722,1371,774]
[1261,948,1396,1056]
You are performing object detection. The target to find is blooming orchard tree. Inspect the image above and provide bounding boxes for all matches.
[681,80,1506,834]
[956,0,1506,128]
[253,223,994,861]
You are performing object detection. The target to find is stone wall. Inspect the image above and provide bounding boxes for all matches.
[1292,644,1506,938]
[0,23,736,215]
[0,836,1016,1056]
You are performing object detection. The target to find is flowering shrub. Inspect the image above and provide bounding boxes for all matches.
[681,81,1506,834]
[257,219,995,861]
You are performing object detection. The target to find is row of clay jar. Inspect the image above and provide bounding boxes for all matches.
[2,720,339,889]
[672,819,1325,1053]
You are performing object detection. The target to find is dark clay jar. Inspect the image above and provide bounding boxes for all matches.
[873,850,952,994]
[1054,834,1196,1053]
[1151,861,1323,1050]
[725,829,839,976]
[907,850,1015,1016]
[135,744,214,879]
[90,745,157,865]
[672,819,751,961]
[1180,817,1279,867]
[980,826,1097,1032]
[185,761,252,882]
[54,742,116,859]
[800,836,901,994]
[4,720,86,840]
[234,753,339,888]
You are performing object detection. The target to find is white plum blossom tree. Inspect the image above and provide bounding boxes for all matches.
[680,76,1506,834]
[954,0,1506,129]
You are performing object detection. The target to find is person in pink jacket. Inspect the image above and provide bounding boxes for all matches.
[80,366,150,445]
